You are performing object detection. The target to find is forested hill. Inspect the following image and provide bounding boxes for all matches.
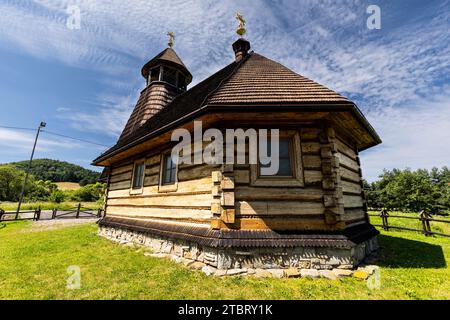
[7,159,100,185]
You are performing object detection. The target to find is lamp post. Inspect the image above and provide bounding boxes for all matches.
[15,121,46,219]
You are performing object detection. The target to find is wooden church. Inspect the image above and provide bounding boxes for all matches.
[94,19,381,273]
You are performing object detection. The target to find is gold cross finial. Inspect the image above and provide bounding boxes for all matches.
[236,12,246,37]
[167,32,175,48]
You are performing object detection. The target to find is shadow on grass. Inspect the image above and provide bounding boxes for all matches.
[377,234,446,268]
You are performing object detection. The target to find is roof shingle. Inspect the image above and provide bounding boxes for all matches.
[208,53,349,104]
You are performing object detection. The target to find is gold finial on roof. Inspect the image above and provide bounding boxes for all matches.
[167,32,175,48]
[236,12,246,37]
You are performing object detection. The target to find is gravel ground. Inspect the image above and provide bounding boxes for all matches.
[26,218,98,232]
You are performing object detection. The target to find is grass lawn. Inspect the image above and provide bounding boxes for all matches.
[0,218,449,300]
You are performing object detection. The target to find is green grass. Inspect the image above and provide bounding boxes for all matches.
[0,201,101,211]
[0,219,449,300]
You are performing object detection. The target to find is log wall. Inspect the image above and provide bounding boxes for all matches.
[212,127,332,231]
[106,151,216,225]
[334,132,368,226]
[104,123,368,231]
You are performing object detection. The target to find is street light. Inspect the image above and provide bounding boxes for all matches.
[15,121,46,219]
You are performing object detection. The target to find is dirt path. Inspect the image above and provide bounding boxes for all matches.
[26,218,98,232]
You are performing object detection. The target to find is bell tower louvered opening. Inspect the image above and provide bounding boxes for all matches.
[119,47,192,142]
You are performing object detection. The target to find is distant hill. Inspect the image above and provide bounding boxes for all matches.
[8,159,100,185]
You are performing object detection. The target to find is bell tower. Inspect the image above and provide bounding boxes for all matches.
[119,33,192,141]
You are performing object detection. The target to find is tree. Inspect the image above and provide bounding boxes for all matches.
[48,190,66,203]
[27,180,58,201]
[7,159,100,183]
[366,167,450,214]
[71,183,105,202]
[0,165,28,201]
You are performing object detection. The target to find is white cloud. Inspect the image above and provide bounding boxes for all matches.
[360,94,450,181]
[0,128,81,155]
[56,92,140,138]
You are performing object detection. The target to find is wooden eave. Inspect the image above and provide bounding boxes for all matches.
[92,103,381,167]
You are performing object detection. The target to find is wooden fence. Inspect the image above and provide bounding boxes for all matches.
[369,210,450,238]
[0,204,104,222]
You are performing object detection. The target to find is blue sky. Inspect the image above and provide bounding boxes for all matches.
[0,0,449,181]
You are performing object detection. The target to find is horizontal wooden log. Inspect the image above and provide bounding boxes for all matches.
[300,128,320,140]
[236,201,324,215]
[301,142,321,154]
[145,165,160,176]
[335,138,357,160]
[234,170,250,184]
[111,164,133,175]
[178,164,212,181]
[108,192,213,208]
[304,170,323,184]
[232,217,339,231]
[109,180,131,191]
[337,152,360,172]
[343,195,364,208]
[110,171,132,183]
[144,175,159,186]
[146,155,160,167]
[108,177,212,198]
[106,206,211,220]
[341,180,362,194]
[302,155,321,169]
[339,167,361,183]
[235,187,323,201]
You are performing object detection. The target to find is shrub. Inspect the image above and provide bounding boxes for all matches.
[48,190,66,203]
[70,183,105,202]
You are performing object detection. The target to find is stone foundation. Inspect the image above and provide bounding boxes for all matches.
[98,225,379,274]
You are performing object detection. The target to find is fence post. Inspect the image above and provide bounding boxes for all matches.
[0,209,4,221]
[380,209,389,231]
[76,203,81,219]
[420,210,432,236]
[52,208,56,219]
[97,209,102,218]
[37,206,41,221]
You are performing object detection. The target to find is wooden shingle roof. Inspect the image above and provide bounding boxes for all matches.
[93,51,378,164]
[208,53,349,104]
[141,47,192,82]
